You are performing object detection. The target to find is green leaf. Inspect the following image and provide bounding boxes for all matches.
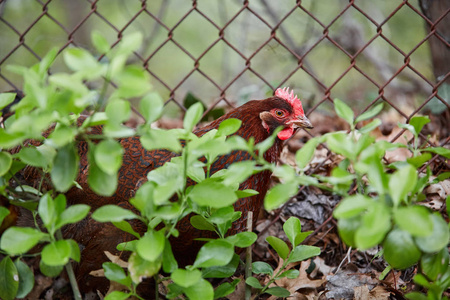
[140,92,164,124]
[112,221,140,239]
[266,236,289,260]
[355,103,384,123]
[358,118,382,134]
[447,195,450,217]
[0,227,47,255]
[326,132,356,160]
[421,247,449,281]
[287,245,321,263]
[245,277,263,289]
[38,193,55,230]
[137,230,165,261]
[217,118,242,136]
[39,260,63,277]
[407,153,432,168]
[208,206,236,224]
[162,240,178,273]
[190,215,216,231]
[334,98,354,125]
[214,279,240,299]
[264,182,297,211]
[225,232,257,248]
[128,252,161,284]
[409,116,430,136]
[41,240,72,266]
[184,278,214,300]
[0,93,16,110]
[422,147,450,159]
[0,207,10,227]
[171,269,202,288]
[189,179,238,209]
[394,206,433,237]
[67,239,80,262]
[222,161,256,186]
[51,143,79,192]
[333,195,372,219]
[114,65,151,98]
[283,217,302,247]
[357,147,389,194]
[235,189,259,198]
[415,213,449,253]
[116,240,137,252]
[117,32,143,56]
[0,257,18,300]
[193,240,234,268]
[184,102,204,132]
[38,48,58,77]
[16,147,47,168]
[49,73,90,94]
[337,216,362,247]
[389,164,417,207]
[279,269,300,279]
[88,152,118,196]
[47,124,77,148]
[94,140,124,175]
[104,291,131,300]
[383,229,421,269]
[255,130,279,155]
[64,48,99,72]
[103,262,131,287]
[202,253,240,279]
[294,231,313,246]
[405,292,428,300]
[295,137,319,170]
[105,99,131,124]
[398,123,417,137]
[56,204,90,229]
[0,129,26,148]
[252,261,273,275]
[355,202,391,249]
[53,194,66,217]
[14,259,34,299]
[140,129,182,152]
[265,287,290,297]
[92,31,110,54]
[92,205,138,223]
[0,152,12,176]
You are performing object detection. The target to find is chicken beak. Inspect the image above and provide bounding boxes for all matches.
[291,115,313,129]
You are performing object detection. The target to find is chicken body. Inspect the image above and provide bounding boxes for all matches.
[15,90,312,294]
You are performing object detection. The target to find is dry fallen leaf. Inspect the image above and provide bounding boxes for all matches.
[354,285,391,300]
[265,259,325,300]
[226,275,246,300]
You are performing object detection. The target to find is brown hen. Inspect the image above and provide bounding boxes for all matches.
[14,88,312,294]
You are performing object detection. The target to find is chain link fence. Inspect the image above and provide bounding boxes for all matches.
[0,0,449,155]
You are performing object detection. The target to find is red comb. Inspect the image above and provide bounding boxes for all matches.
[275,87,304,116]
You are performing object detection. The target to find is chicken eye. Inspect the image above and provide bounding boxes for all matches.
[275,110,284,117]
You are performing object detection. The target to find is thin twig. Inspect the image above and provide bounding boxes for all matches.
[245,211,253,300]
[334,246,352,275]
[56,230,82,300]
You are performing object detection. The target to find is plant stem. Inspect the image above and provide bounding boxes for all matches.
[154,275,159,300]
[56,230,82,300]
[245,211,253,300]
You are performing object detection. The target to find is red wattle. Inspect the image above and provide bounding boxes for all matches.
[277,127,293,140]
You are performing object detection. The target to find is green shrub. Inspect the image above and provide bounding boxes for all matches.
[0,33,319,300]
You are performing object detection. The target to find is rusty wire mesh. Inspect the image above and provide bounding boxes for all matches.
[0,0,449,152]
